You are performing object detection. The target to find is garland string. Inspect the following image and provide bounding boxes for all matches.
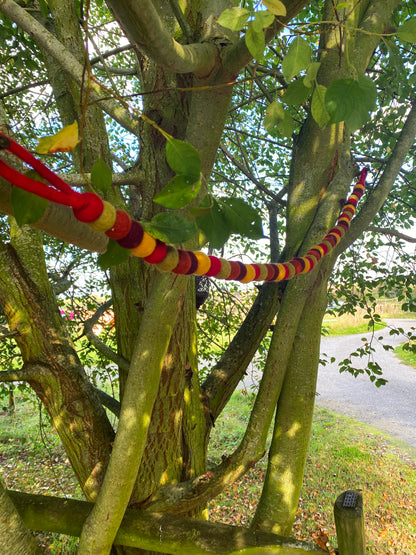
[0,132,367,284]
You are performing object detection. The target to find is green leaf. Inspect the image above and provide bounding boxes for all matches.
[397,18,416,43]
[153,175,201,209]
[262,0,286,16]
[325,74,377,130]
[245,21,265,59]
[166,138,201,180]
[11,186,48,227]
[252,10,275,33]
[219,197,264,239]
[282,37,312,81]
[196,199,230,249]
[98,239,130,270]
[264,100,295,137]
[217,7,249,31]
[311,84,330,128]
[335,2,353,9]
[189,195,213,217]
[91,157,112,193]
[142,213,197,244]
[303,61,321,87]
[282,79,311,106]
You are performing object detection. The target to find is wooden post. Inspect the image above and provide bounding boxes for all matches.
[334,490,366,555]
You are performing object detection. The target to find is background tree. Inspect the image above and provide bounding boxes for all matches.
[0,0,415,553]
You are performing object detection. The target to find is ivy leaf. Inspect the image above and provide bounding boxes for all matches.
[262,0,286,16]
[245,21,265,59]
[252,10,275,32]
[282,37,312,81]
[264,100,295,137]
[98,239,130,270]
[325,75,377,130]
[36,121,79,154]
[91,157,112,194]
[142,213,197,244]
[282,79,311,106]
[153,175,201,209]
[303,61,321,87]
[11,186,49,227]
[196,199,230,249]
[397,17,416,43]
[166,138,201,180]
[219,197,264,239]
[217,7,249,31]
[311,84,330,128]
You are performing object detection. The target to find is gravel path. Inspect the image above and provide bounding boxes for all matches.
[316,319,416,449]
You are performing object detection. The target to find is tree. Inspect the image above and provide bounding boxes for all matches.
[0,0,415,553]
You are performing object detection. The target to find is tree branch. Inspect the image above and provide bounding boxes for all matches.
[366,225,416,243]
[340,102,416,252]
[105,0,218,76]
[0,0,141,136]
[93,387,120,418]
[0,369,30,382]
[82,300,130,373]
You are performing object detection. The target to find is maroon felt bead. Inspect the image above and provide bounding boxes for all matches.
[117,220,144,249]
[264,264,278,281]
[185,251,199,275]
[291,257,306,274]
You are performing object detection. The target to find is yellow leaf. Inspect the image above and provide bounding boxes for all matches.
[262,0,287,16]
[36,121,79,154]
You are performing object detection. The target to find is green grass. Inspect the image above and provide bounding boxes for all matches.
[394,343,416,368]
[1,393,416,554]
[207,392,416,554]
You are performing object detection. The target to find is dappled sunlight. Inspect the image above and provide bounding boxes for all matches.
[279,467,297,512]
[286,421,302,439]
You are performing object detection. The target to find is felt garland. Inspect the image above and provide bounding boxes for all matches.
[0,132,367,283]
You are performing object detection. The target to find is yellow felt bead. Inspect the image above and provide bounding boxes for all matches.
[274,264,287,281]
[215,259,232,280]
[156,246,179,272]
[130,231,156,258]
[88,201,117,232]
[240,264,256,283]
[194,251,211,275]
[301,258,311,273]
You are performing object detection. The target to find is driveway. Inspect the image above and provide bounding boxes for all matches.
[316,319,416,449]
[240,319,416,449]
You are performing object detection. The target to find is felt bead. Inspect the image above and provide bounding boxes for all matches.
[305,256,316,271]
[301,257,312,273]
[88,201,117,232]
[255,264,269,281]
[172,249,193,274]
[240,264,257,283]
[317,242,330,255]
[185,251,199,275]
[264,264,279,281]
[117,220,144,249]
[215,259,232,280]
[291,257,306,274]
[308,247,323,261]
[273,263,287,281]
[106,210,132,239]
[206,255,222,277]
[73,192,104,223]
[225,261,247,281]
[157,246,180,272]
[131,231,157,258]
[144,240,168,264]
[284,262,297,280]
[193,251,211,275]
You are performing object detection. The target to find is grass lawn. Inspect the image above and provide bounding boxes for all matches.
[1,393,415,554]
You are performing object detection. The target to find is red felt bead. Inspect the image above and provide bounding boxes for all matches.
[105,210,132,240]
[205,256,222,277]
[73,192,104,223]
[144,240,168,264]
